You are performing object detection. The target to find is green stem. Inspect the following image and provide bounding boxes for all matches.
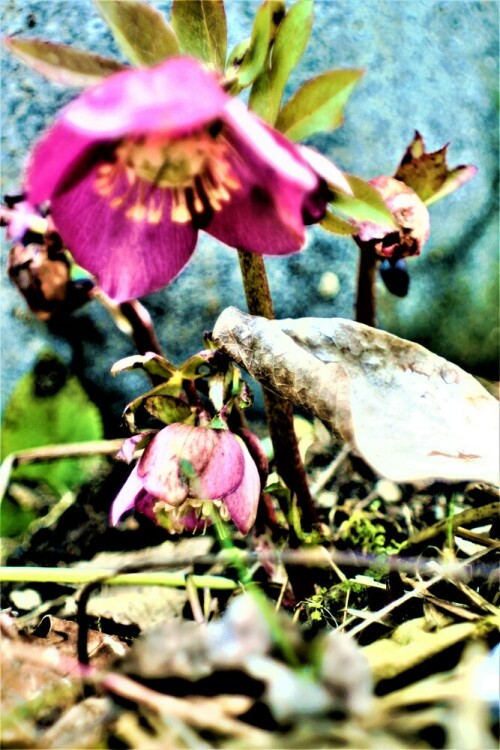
[0,566,237,590]
[211,510,299,667]
[237,250,318,533]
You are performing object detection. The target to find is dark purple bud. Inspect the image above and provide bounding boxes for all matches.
[379,257,410,297]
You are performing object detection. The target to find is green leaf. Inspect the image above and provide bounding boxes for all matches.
[0,496,37,538]
[228,1,273,91]
[111,352,176,379]
[94,0,179,66]
[177,350,222,380]
[226,38,250,71]
[276,68,364,141]
[123,381,183,433]
[266,0,314,124]
[171,0,227,69]
[248,67,274,121]
[143,395,193,425]
[320,210,358,236]
[329,174,397,228]
[3,37,125,87]
[1,355,103,493]
[394,131,477,206]
[425,165,478,206]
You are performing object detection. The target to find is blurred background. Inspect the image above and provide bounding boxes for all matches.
[1,0,498,432]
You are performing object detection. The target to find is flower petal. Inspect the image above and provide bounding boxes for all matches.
[208,102,326,254]
[26,121,98,206]
[195,430,245,500]
[298,146,352,196]
[110,464,143,526]
[117,433,151,464]
[223,100,317,191]
[139,424,245,505]
[223,438,260,534]
[49,163,197,301]
[207,161,308,255]
[138,424,192,506]
[178,509,211,533]
[62,57,229,139]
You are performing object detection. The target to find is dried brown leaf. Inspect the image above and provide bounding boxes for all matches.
[213,308,499,486]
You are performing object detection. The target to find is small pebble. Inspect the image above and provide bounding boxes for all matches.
[10,588,42,612]
[318,271,340,299]
[375,478,402,503]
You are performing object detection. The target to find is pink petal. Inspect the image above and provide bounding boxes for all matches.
[208,102,326,254]
[223,100,317,191]
[26,121,98,206]
[4,201,48,241]
[49,162,197,302]
[223,439,260,534]
[139,424,245,505]
[195,430,245,499]
[137,425,192,506]
[116,433,150,464]
[179,510,211,533]
[110,464,143,526]
[62,57,229,139]
[207,159,308,255]
[298,146,353,196]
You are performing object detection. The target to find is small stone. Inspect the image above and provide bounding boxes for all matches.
[10,588,42,612]
[375,478,402,503]
[318,271,340,298]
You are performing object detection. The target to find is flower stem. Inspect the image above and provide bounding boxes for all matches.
[354,241,378,327]
[237,250,318,531]
[119,300,163,355]
[119,299,204,411]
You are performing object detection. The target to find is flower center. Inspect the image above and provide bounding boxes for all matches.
[94,128,240,227]
[119,134,212,188]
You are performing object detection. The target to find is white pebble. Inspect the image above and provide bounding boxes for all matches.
[318,271,340,299]
[375,478,402,503]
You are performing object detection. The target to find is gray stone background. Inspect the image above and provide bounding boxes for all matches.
[1,0,498,430]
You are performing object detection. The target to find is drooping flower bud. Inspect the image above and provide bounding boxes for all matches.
[112,423,262,534]
[355,176,430,260]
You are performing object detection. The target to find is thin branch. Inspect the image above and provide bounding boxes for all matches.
[237,249,318,532]
[0,567,238,589]
[354,241,378,326]
[343,544,498,638]
[402,501,500,552]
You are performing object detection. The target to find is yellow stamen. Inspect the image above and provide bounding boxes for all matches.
[93,129,241,226]
[171,189,191,223]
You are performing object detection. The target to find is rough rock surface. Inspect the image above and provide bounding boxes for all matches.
[1,0,497,426]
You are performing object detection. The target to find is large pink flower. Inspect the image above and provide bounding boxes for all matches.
[25,57,337,302]
[111,423,261,534]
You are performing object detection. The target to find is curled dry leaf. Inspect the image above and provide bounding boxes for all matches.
[213,307,499,486]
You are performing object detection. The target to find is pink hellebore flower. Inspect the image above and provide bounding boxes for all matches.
[355,176,430,260]
[25,57,336,303]
[111,423,261,534]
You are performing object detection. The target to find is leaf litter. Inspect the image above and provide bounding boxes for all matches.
[1,310,499,749]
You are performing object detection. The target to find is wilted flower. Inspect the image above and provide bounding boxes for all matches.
[1,197,50,243]
[111,422,261,534]
[355,175,430,260]
[2,197,93,319]
[25,57,344,302]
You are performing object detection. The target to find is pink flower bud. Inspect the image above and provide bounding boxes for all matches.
[355,176,430,259]
[112,423,261,534]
